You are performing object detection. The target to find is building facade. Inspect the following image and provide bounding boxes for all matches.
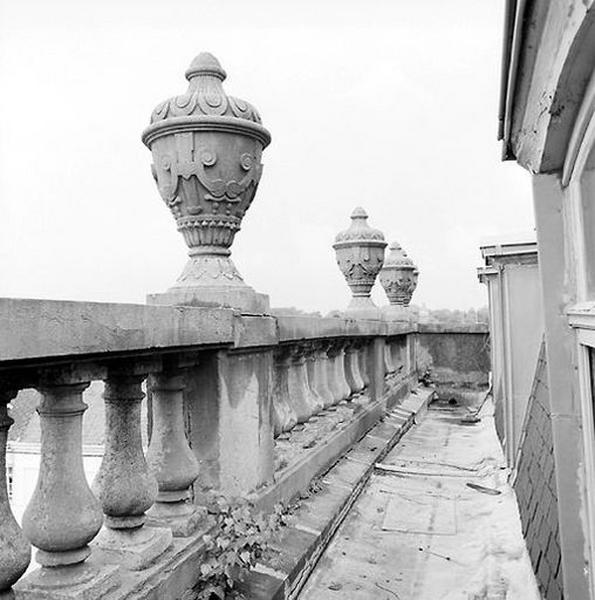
[478,235,564,598]
[478,234,543,464]
[500,2,595,597]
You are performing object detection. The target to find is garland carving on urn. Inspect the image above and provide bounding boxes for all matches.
[333,207,387,317]
[143,52,271,313]
[379,242,419,320]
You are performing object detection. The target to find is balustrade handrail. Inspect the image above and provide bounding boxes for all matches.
[0,298,417,368]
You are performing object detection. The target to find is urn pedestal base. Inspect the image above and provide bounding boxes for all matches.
[147,255,270,314]
[148,288,270,314]
[345,297,382,320]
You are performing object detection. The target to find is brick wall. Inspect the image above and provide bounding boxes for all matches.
[513,340,563,600]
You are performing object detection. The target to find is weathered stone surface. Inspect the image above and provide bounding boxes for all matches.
[274,314,415,343]
[232,314,277,348]
[379,241,418,309]
[271,349,297,436]
[326,342,350,404]
[358,342,370,387]
[146,372,202,537]
[308,343,334,408]
[142,52,271,313]
[93,375,157,530]
[287,345,322,423]
[18,382,116,598]
[333,208,386,318]
[187,350,274,496]
[0,392,30,593]
[92,372,172,570]
[417,330,490,388]
[15,559,119,600]
[92,526,172,572]
[0,299,235,364]
[22,383,103,567]
[418,322,489,334]
[148,288,270,315]
[346,343,365,394]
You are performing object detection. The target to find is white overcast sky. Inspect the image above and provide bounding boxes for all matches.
[0,0,534,313]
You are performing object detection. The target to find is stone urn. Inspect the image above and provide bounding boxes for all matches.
[142,52,272,313]
[333,208,387,317]
[379,242,419,319]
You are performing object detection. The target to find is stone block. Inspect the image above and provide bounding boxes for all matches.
[286,482,351,535]
[0,299,235,364]
[322,458,370,490]
[235,569,284,600]
[145,504,206,538]
[187,349,274,496]
[91,526,173,571]
[14,559,119,600]
[147,288,270,315]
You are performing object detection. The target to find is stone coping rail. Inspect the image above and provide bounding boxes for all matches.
[0,299,417,367]
[418,322,489,334]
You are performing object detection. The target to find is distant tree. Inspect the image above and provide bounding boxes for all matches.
[415,306,489,326]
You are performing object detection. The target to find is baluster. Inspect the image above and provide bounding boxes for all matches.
[384,339,396,374]
[327,341,350,404]
[0,389,30,597]
[407,334,415,379]
[145,371,202,537]
[271,348,297,436]
[92,369,172,570]
[326,341,346,404]
[325,341,342,405]
[391,339,404,375]
[335,341,352,401]
[344,341,365,395]
[359,341,370,388]
[304,342,325,414]
[19,378,118,599]
[310,341,334,408]
[287,345,318,423]
[389,339,397,372]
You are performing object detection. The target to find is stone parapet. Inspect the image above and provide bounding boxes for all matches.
[0,299,236,364]
[417,321,489,334]
[0,296,429,598]
[275,314,416,342]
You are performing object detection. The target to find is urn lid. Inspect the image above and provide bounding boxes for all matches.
[142,52,271,148]
[333,207,387,248]
[383,242,417,270]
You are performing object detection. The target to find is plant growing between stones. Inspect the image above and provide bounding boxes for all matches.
[195,494,286,600]
[419,366,434,387]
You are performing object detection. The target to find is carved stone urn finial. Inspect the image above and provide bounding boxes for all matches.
[142,52,271,313]
[379,242,419,319]
[333,208,387,317]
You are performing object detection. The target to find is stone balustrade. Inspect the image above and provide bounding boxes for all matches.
[0,50,487,600]
[0,298,418,599]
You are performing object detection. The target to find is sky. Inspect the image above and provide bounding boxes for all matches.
[0,0,534,313]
